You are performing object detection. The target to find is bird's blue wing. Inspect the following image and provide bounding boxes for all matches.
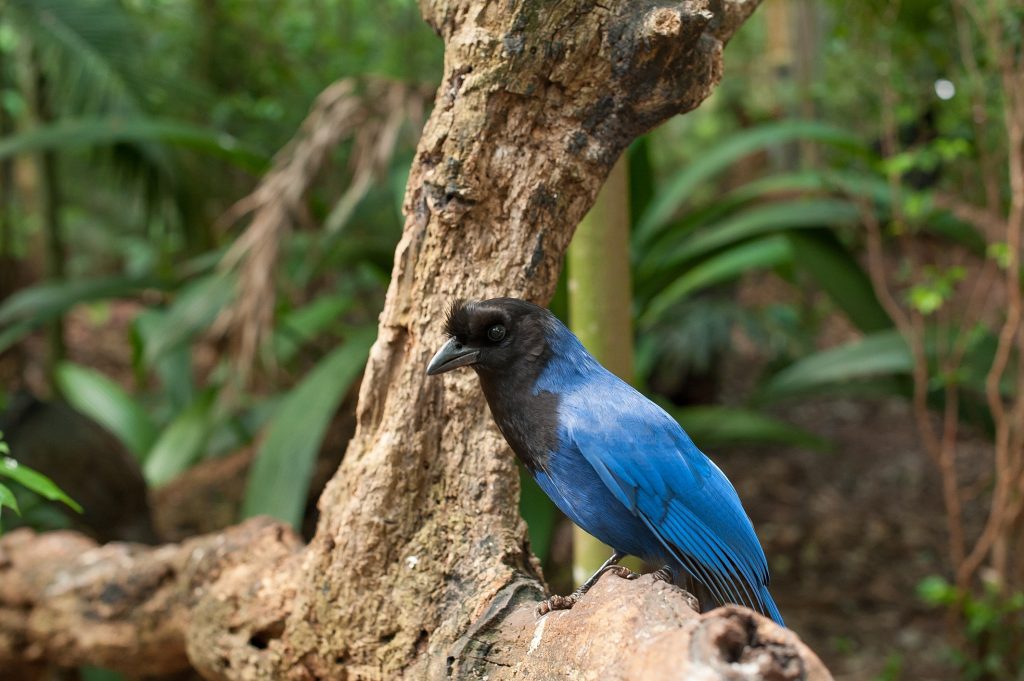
[559,379,777,620]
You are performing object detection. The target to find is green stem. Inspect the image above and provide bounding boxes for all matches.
[567,155,637,580]
[25,47,66,384]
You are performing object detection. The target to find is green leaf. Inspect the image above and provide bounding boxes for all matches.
[0,274,155,327]
[988,242,1012,269]
[79,668,126,681]
[0,482,12,532]
[54,362,158,461]
[908,285,944,315]
[205,396,281,459]
[242,328,376,527]
[786,231,892,332]
[667,406,830,451]
[650,199,862,273]
[641,236,792,325]
[636,121,864,244]
[723,169,893,208]
[633,169,890,289]
[0,482,20,516]
[131,310,195,412]
[8,0,149,117]
[0,458,82,513]
[763,330,913,398]
[0,118,268,172]
[917,575,957,606]
[143,273,236,365]
[142,390,218,486]
[273,294,355,363]
[0,321,36,356]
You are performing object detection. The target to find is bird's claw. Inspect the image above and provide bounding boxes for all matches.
[651,565,673,584]
[601,565,640,581]
[536,565,641,616]
[537,592,581,615]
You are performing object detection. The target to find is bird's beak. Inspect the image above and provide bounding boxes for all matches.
[426,338,480,375]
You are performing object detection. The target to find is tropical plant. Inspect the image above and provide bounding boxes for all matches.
[630,119,891,408]
[0,429,81,533]
[0,73,426,531]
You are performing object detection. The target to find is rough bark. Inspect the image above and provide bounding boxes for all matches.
[0,519,301,679]
[0,1,834,680]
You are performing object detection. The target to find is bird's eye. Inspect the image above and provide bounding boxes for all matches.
[487,324,506,342]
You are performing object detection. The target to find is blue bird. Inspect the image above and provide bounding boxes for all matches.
[426,297,784,626]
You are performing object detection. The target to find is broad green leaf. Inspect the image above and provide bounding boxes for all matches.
[634,169,892,287]
[636,174,821,283]
[273,294,355,363]
[7,0,155,120]
[0,458,82,513]
[142,391,218,486]
[0,321,36,356]
[641,236,792,325]
[0,264,222,354]
[651,199,861,273]
[242,328,376,527]
[724,169,891,208]
[763,330,912,397]
[54,362,158,460]
[131,310,195,412]
[786,231,892,332]
[205,396,282,459]
[0,481,14,532]
[0,482,19,515]
[0,274,157,326]
[927,212,987,254]
[143,273,236,364]
[0,118,268,172]
[668,406,830,451]
[636,121,864,244]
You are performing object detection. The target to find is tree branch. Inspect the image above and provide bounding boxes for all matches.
[0,2,836,679]
[0,518,301,677]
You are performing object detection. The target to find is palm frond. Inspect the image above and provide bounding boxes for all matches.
[8,0,146,116]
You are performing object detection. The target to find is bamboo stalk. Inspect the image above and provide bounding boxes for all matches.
[567,154,635,582]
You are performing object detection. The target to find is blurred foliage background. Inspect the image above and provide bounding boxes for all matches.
[0,1,1022,680]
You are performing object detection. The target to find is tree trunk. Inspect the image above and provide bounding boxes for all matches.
[0,1,833,679]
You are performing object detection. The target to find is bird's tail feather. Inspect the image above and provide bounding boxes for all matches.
[682,572,785,628]
[759,586,785,628]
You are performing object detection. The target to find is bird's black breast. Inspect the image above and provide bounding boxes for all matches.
[477,366,560,472]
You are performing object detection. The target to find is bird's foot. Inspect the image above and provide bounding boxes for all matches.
[537,592,581,615]
[601,565,640,581]
[536,565,640,615]
[650,565,700,611]
[651,565,674,584]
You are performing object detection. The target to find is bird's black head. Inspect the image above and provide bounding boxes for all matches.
[426,297,553,377]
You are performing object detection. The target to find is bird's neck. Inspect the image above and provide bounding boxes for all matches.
[476,356,560,473]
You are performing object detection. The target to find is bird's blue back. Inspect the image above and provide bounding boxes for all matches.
[530,320,784,626]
